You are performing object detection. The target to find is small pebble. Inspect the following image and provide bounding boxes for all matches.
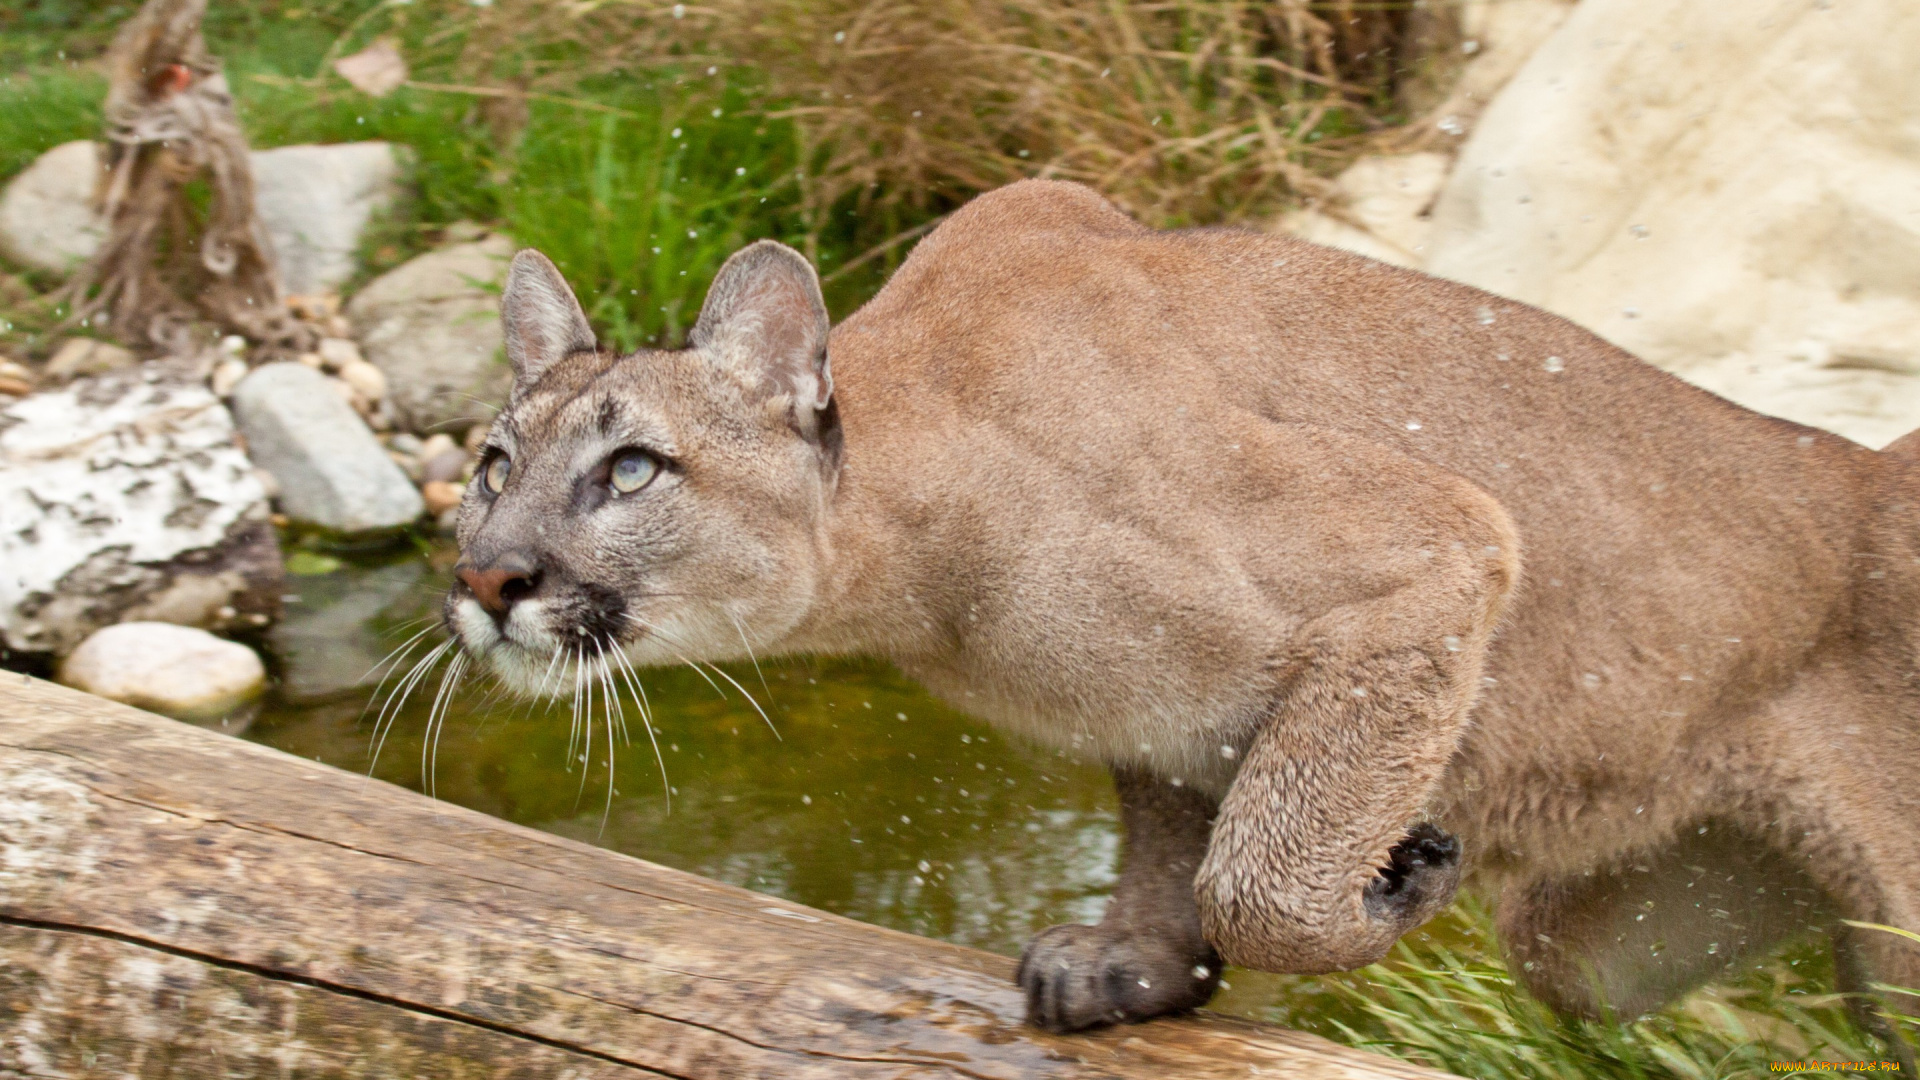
[421,479,465,516]
[338,359,387,401]
[316,337,364,373]
[210,357,249,397]
[421,447,470,485]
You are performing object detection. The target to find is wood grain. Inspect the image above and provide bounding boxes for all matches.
[0,674,1454,1079]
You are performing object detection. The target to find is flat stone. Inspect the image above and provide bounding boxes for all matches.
[60,621,265,722]
[347,234,515,435]
[0,140,108,275]
[0,370,283,655]
[231,362,423,534]
[0,140,403,295]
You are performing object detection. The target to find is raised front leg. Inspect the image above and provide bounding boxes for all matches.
[1197,644,1473,973]
[1017,766,1221,1032]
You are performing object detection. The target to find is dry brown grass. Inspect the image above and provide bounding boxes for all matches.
[391,0,1422,236]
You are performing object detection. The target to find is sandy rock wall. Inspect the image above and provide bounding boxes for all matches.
[1420,0,1920,447]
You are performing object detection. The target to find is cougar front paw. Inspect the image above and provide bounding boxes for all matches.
[1364,822,1462,929]
[1015,922,1222,1032]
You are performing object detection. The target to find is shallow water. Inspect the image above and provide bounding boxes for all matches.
[243,542,1341,1021]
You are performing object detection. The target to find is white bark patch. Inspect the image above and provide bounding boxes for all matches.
[0,371,268,651]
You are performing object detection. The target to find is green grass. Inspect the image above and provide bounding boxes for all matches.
[1241,901,1917,1080]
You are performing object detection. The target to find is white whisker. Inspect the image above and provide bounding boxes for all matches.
[422,649,468,802]
[592,640,620,834]
[698,660,780,742]
[368,638,454,778]
[609,646,672,813]
[725,608,776,711]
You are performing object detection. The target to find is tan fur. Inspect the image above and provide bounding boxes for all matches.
[451,183,1920,1046]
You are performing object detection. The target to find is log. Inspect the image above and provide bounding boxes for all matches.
[0,675,1453,1079]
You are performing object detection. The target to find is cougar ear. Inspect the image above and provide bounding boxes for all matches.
[502,249,596,390]
[690,240,832,417]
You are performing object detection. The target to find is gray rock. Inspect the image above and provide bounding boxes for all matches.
[0,141,107,275]
[346,234,515,435]
[268,557,435,704]
[0,140,403,294]
[232,362,423,534]
[0,369,284,655]
[60,621,265,723]
[251,142,406,296]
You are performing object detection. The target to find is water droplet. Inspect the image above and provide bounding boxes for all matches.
[801,794,812,805]
[1220,745,1237,760]
[670,127,682,139]
[1137,977,1152,989]
[1443,635,1463,652]
[900,815,911,824]
[1475,306,1495,325]
[1543,355,1565,373]
[1622,307,1640,319]
[1406,420,1423,431]
[1582,672,1601,688]
[918,860,932,873]
[834,30,846,42]
[1351,686,1368,697]
[1629,224,1650,239]
[672,2,686,16]
[1193,965,1212,979]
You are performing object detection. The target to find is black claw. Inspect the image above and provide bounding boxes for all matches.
[1366,822,1462,919]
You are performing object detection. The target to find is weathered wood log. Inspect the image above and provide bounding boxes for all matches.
[0,675,1453,1078]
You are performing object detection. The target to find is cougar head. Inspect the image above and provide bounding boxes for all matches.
[445,242,841,693]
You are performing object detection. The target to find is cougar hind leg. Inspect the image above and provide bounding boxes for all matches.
[1499,825,1832,1021]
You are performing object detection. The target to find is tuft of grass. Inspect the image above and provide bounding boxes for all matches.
[500,83,804,352]
[1252,901,1917,1080]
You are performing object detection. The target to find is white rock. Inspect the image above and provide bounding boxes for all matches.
[60,621,265,721]
[0,140,403,295]
[251,142,406,296]
[0,371,282,654]
[0,141,107,275]
[1425,0,1920,448]
[347,234,515,434]
[231,361,423,534]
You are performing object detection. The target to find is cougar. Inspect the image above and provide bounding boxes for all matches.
[446,180,1920,1049]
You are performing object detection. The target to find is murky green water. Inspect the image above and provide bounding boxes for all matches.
[242,543,1343,1022]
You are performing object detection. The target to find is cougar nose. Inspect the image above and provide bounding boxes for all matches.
[457,552,541,616]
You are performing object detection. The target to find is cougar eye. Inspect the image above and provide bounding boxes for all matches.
[481,453,510,494]
[610,450,658,495]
